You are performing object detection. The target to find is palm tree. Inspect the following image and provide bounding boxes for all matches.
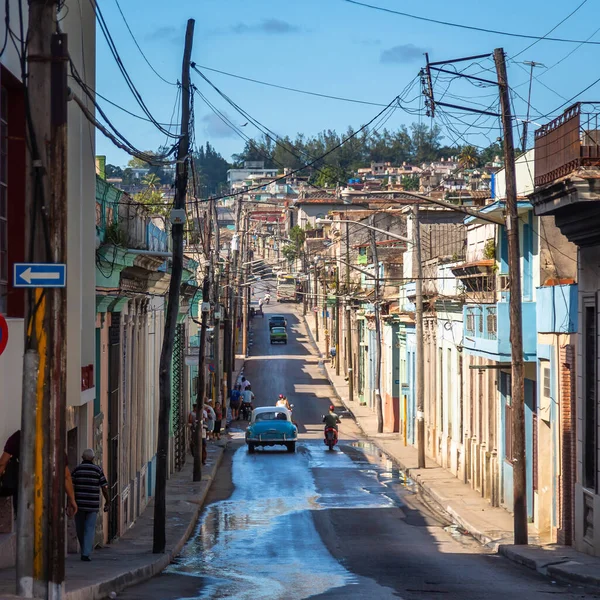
[458,145,480,169]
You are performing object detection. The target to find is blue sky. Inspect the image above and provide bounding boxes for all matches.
[95,0,600,166]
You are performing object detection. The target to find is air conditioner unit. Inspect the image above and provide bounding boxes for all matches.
[497,275,510,291]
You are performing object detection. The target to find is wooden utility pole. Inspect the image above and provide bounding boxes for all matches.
[20,3,69,594]
[211,200,223,411]
[345,221,354,402]
[495,47,528,546]
[242,213,250,356]
[193,268,211,482]
[313,261,319,342]
[334,265,340,376]
[153,19,194,554]
[414,207,426,469]
[369,218,383,434]
[229,197,242,385]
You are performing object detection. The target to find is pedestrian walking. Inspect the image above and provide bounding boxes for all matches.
[71,449,109,562]
[201,405,208,465]
[230,385,242,420]
[204,399,216,441]
[0,430,77,518]
[213,401,223,440]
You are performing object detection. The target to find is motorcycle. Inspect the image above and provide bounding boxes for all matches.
[240,401,254,421]
[264,295,271,305]
[324,426,338,451]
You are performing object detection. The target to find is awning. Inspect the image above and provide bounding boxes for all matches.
[464,200,531,225]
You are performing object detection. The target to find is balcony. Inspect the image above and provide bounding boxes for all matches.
[534,103,600,187]
[463,298,537,361]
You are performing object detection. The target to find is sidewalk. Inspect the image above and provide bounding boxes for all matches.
[301,310,600,589]
[0,442,225,600]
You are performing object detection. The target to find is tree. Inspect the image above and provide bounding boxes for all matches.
[401,175,420,191]
[192,142,230,196]
[313,165,345,188]
[106,164,123,179]
[458,145,480,169]
[479,141,503,167]
[135,173,168,216]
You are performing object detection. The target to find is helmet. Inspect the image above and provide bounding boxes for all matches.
[329,405,335,412]
[279,394,284,399]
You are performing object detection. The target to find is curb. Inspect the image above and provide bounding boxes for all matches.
[301,314,355,421]
[301,312,499,548]
[66,448,226,600]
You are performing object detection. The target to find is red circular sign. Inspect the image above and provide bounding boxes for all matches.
[0,315,8,357]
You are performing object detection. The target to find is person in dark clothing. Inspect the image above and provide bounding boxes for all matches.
[323,405,341,431]
[0,430,77,517]
[71,449,109,561]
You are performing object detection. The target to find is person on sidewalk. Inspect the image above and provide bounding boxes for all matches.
[204,399,216,442]
[213,401,223,440]
[0,430,77,518]
[71,449,109,562]
[201,406,208,465]
[230,385,242,420]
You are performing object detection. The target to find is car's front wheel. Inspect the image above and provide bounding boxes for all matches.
[247,443,255,454]
[286,442,296,453]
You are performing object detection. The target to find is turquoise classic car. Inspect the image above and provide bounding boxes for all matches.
[246,406,297,453]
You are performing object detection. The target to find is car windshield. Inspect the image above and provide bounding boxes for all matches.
[254,411,288,422]
[271,327,286,333]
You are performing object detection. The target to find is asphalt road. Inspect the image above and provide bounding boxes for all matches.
[119,300,600,600]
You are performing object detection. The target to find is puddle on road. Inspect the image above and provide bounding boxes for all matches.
[167,442,412,600]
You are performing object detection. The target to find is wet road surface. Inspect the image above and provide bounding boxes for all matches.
[119,300,600,600]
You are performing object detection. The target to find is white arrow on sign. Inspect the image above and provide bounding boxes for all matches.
[19,268,61,284]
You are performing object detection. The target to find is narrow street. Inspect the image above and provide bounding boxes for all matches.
[119,301,599,600]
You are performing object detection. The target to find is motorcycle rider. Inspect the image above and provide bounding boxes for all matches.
[323,405,341,431]
[264,293,271,304]
[276,394,291,410]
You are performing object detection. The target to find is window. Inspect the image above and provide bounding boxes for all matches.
[0,86,7,313]
[583,304,597,491]
[486,306,497,340]
[543,366,551,398]
[466,309,475,333]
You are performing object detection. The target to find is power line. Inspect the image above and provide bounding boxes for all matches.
[342,0,600,45]
[89,0,180,139]
[112,0,177,86]
[511,0,589,60]
[191,63,390,107]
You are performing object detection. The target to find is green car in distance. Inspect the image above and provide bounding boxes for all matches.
[270,326,288,345]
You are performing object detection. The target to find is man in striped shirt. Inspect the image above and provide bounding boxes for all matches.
[71,449,109,561]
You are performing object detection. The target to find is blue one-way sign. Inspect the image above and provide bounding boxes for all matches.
[13,263,67,288]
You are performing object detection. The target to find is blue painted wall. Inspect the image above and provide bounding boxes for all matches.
[536,284,578,333]
[406,327,416,445]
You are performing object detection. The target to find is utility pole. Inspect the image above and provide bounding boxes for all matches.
[153,19,194,554]
[414,207,426,469]
[345,221,354,402]
[20,3,69,593]
[335,264,340,376]
[313,261,319,342]
[228,197,242,390]
[193,267,211,482]
[495,47,528,546]
[211,200,223,411]
[521,61,543,153]
[242,212,249,356]
[369,219,383,434]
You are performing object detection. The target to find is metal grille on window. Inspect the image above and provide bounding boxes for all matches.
[0,86,7,314]
[172,323,186,471]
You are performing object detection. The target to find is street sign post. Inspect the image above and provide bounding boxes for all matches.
[0,314,8,356]
[13,263,66,287]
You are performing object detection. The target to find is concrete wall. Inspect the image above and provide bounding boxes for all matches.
[0,319,23,445]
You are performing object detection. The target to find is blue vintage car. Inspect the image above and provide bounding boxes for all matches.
[246,406,297,453]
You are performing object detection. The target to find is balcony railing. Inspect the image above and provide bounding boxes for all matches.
[534,102,600,186]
